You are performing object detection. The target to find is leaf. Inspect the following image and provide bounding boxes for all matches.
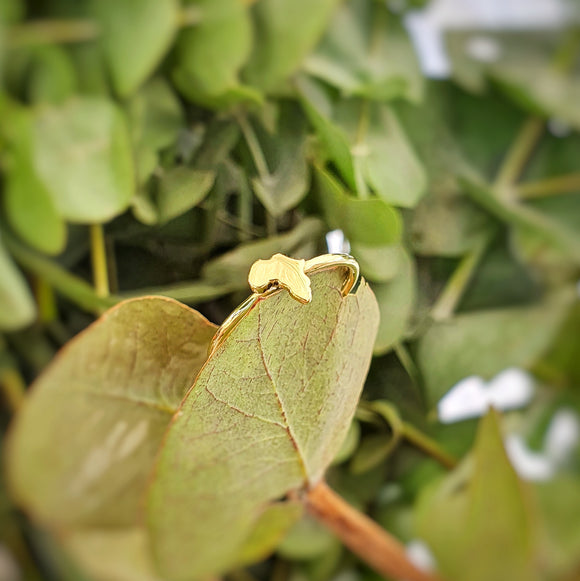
[394,85,494,256]
[350,243,401,282]
[147,269,380,580]
[416,409,539,581]
[3,109,66,254]
[417,290,575,405]
[243,0,340,91]
[172,0,258,107]
[127,78,185,154]
[535,475,580,578]
[297,75,356,190]
[446,31,580,129]
[7,297,217,527]
[0,231,36,331]
[26,45,77,104]
[298,79,425,206]
[371,248,416,355]
[250,103,310,217]
[63,528,161,581]
[533,301,580,388]
[333,99,426,207]
[95,0,178,96]
[314,165,402,246]
[461,176,580,267]
[33,97,134,223]
[304,0,423,102]
[156,166,215,223]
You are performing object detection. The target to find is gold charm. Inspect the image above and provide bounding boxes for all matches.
[208,253,360,357]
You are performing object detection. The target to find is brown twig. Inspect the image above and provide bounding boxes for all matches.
[304,481,444,581]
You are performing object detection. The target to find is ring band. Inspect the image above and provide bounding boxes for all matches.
[208,253,360,358]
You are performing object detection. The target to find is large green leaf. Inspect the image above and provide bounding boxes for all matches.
[0,231,36,331]
[417,291,574,405]
[33,97,134,223]
[304,0,422,102]
[95,0,178,96]
[7,297,217,527]
[314,165,402,246]
[416,409,539,581]
[243,0,340,91]
[147,269,379,580]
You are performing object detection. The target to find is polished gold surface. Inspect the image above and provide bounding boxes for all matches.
[208,253,361,358]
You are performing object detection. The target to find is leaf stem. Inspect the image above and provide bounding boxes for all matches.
[237,113,270,180]
[7,9,203,47]
[89,224,110,299]
[304,481,444,581]
[493,117,544,190]
[5,233,117,314]
[236,113,277,235]
[6,19,100,46]
[0,366,26,412]
[401,423,457,470]
[516,172,580,199]
[430,235,490,322]
[393,342,420,385]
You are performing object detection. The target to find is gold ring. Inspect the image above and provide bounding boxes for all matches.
[208,253,360,358]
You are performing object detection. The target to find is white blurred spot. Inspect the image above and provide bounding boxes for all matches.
[116,419,149,460]
[544,409,580,466]
[0,545,20,581]
[505,434,555,481]
[326,229,350,254]
[406,539,436,573]
[404,12,450,78]
[505,409,580,481]
[404,0,571,78]
[466,35,502,62]
[438,368,534,423]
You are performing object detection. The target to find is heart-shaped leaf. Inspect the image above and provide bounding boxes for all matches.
[7,297,217,527]
[147,269,379,580]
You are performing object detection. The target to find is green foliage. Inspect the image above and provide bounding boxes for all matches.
[1,2,580,581]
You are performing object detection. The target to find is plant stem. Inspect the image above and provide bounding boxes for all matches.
[430,235,489,322]
[89,224,110,299]
[401,422,457,470]
[237,113,277,235]
[0,367,26,412]
[493,117,544,190]
[304,481,444,581]
[237,113,270,180]
[516,172,580,199]
[7,8,203,47]
[394,342,420,385]
[7,19,100,46]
